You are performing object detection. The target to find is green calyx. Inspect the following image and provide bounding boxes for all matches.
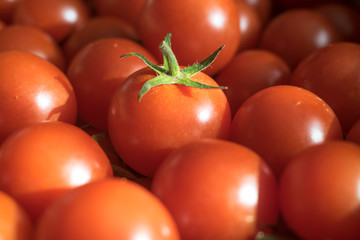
[121,33,227,101]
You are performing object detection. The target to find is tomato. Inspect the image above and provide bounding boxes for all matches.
[233,0,262,51]
[279,140,360,240]
[35,178,180,240]
[0,25,66,71]
[67,37,157,131]
[0,0,20,23]
[346,118,360,144]
[12,0,90,42]
[62,16,139,62]
[291,42,360,133]
[0,51,77,144]
[151,138,278,240]
[0,121,113,222]
[0,191,33,240]
[216,49,291,116]
[92,0,146,31]
[315,2,360,43]
[259,9,340,70]
[230,85,343,178]
[138,0,240,76]
[240,0,273,24]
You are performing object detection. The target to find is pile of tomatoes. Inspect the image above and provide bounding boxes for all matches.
[0,0,360,239]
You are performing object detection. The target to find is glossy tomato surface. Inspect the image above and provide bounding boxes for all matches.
[259,9,340,70]
[152,138,276,240]
[12,0,90,42]
[67,37,157,131]
[216,49,291,116]
[241,0,273,24]
[108,67,231,177]
[0,0,20,23]
[0,121,113,221]
[291,42,360,133]
[230,85,343,178]
[0,25,66,70]
[138,0,241,76]
[0,51,77,144]
[0,191,33,240]
[279,141,360,240]
[35,178,180,240]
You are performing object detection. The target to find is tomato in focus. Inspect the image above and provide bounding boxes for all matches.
[0,121,113,222]
[35,178,180,240]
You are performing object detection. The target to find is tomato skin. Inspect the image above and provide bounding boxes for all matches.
[0,25,66,70]
[151,138,277,240]
[108,67,231,177]
[67,38,157,131]
[0,191,33,240]
[138,0,240,76]
[0,0,20,23]
[0,121,113,222]
[35,178,180,240]
[12,0,90,42]
[259,9,340,70]
[291,42,360,133]
[0,51,77,144]
[279,141,360,240]
[230,85,343,178]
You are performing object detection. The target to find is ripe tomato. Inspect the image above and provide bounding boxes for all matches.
[138,0,240,76]
[62,16,139,62]
[259,9,340,70]
[0,25,66,70]
[12,0,90,42]
[230,85,343,178]
[67,37,157,131]
[216,49,291,116]
[0,0,20,23]
[0,191,33,240]
[35,178,180,240]
[0,121,113,222]
[240,0,273,24]
[0,51,77,144]
[151,138,278,240]
[346,118,360,144]
[291,42,360,133]
[279,140,360,240]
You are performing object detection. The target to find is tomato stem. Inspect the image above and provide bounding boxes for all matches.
[121,33,227,101]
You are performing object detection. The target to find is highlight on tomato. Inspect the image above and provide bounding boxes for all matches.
[108,33,231,177]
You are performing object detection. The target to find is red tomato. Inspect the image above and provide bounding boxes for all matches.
[233,0,262,51]
[346,118,360,144]
[240,0,273,24]
[0,25,66,70]
[67,37,157,131]
[138,0,241,76]
[12,0,90,42]
[0,51,77,144]
[216,49,291,116]
[108,65,231,177]
[151,138,278,240]
[35,178,180,240]
[0,0,20,23]
[0,191,33,240]
[62,16,139,62]
[279,141,360,240]
[291,42,360,133]
[259,9,340,70]
[230,85,343,178]
[0,121,113,222]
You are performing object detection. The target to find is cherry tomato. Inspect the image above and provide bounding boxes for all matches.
[279,140,360,240]
[62,16,139,62]
[216,49,291,116]
[0,121,113,222]
[240,0,273,24]
[0,25,66,70]
[230,85,343,178]
[259,9,340,70]
[273,0,343,10]
[35,178,180,240]
[67,37,157,131]
[0,191,33,240]
[12,0,90,42]
[346,118,360,144]
[0,0,20,23]
[151,138,278,240]
[291,42,360,133]
[138,0,241,76]
[0,51,77,144]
